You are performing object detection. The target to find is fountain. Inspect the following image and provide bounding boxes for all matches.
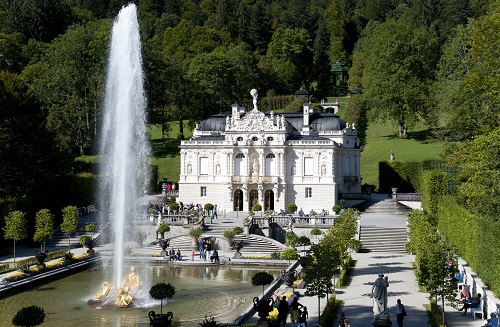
[94,3,150,307]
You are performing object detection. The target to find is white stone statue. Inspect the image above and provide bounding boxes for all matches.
[252,159,259,175]
[250,88,258,111]
[372,273,389,319]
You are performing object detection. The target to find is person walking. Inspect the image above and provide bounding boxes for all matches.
[297,306,308,327]
[289,296,303,327]
[395,299,406,327]
[277,295,289,327]
[212,204,218,220]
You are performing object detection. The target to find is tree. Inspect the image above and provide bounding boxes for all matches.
[12,305,45,327]
[33,208,54,252]
[266,27,313,93]
[280,248,299,263]
[149,282,176,315]
[436,11,500,141]
[0,71,70,202]
[3,210,27,264]
[32,21,109,154]
[361,13,439,137]
[285,233,300,248]
[61,206,78,253]
[5,0,74,43]
[251,271,274,297]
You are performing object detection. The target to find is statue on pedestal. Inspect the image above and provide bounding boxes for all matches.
[372,273,392,326]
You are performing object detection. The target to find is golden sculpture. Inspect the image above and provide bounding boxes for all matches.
[93,282,114,300]
[116,287,133,307]
[122,266,140,291]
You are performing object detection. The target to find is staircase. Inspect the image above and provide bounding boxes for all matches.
[361,199,412,215]
[45,215,98,251]
[359,226,407,253]
[142,224,286,257]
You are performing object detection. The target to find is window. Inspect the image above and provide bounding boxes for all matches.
[267,136,273,141]
[265,153,275,176]
[305,187,312,198]
[200,186,206,197]
[252,136,258,141]
[199,157,208,175]
[235,153,245,176]
[237,136,243,141]
[304,157,313,176]
[343,157,351,176]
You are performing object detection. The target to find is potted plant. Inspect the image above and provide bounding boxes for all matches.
[252,203,262,213]
[189,227,203,249]
[204,203,214,217]
[79,235,95,254]
[85,223,96,233]
[287,204,297,214]
[280,248,299,264]
[199,316,220,327]
[285,233,300,249]
[157,224,171,239]
[223,229,237,245]
[298,235,311,264]
[169,202,180,214]
[332,205,341,215]
[149,282,175,326]
[12,305,45,327]
[310,228,322,243]
[251,271,275,297]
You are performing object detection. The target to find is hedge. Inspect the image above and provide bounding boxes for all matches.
[436,195,500,295]
[0,249,68,274]
[319,292,342,327]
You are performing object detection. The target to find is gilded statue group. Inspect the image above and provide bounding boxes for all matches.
[92,266,142,307]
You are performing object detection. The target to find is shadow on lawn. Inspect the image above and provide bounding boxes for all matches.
[384,127,445,143]
[151,138,181,158]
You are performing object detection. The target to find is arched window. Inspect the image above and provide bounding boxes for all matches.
[235,153,245,176]
[265,153,276,176]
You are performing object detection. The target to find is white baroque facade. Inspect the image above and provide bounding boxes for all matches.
[179,90,362,214]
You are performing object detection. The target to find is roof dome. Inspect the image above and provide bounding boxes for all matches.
[196,114,227,132]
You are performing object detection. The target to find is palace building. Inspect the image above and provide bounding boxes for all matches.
[178,89,362,214]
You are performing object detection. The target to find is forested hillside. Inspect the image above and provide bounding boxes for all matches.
[1,0,499,242]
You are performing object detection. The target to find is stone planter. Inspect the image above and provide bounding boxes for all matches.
[253,296,274,320]
[281,269,296,287]
[148,311,173,327]
[35,251,48,266]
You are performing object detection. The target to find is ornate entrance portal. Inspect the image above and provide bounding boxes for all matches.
[233,189,243,211]
[264,189,274,211]
[249,189,258,210]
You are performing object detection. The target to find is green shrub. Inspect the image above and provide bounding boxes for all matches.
[157,224,171,233]
[85,223,96,232]
[252,203,262,211]
[189,227,203,239]
[12,305,45,327]
[280,248,299,261]
[287,204,297,213]
[319,293,341,327]
[233,227,243,235]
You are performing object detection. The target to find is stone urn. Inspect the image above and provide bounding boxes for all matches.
[35,251,48,267]
[281,269,296,287]
[159,239,170,251]
[148,311,173,327]
[253,296,274,320]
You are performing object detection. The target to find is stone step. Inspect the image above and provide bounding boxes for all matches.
[360,227,407,252]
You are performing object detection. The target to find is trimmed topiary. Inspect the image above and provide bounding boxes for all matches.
[251,271,275,297]
[149,282,176,315]
[12,305,45,327]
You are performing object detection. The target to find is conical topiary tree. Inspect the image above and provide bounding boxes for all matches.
[251,271,275,297]
[149,282,176,315]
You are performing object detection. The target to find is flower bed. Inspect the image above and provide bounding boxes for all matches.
[2,253,94,283]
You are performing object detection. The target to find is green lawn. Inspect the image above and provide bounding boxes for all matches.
[149,121,192,183]
[360,120,443,188]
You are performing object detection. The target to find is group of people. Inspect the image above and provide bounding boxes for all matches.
[167,247,182,262]
[456,284,498,327]
[276,295,308,327]
[198,238,218,261]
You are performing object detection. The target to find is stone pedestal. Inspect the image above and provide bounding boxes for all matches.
[372,313,392,326]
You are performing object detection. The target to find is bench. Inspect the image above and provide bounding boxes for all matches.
[87,205,96,214]
[471,298,483,319]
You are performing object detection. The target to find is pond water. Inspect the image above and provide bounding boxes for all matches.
[0,264,281,327]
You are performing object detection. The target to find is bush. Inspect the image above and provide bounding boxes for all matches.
[233,227,243,235]
[169,202,180,211]
[132,230,147,246]
[85,223,96,232]
[12,305,45,327]
[79,235,93,247]
[280,248,299,261]
[319,293,341,327]
[252,271,275,296]
[252,203,262,211]
[287,204,297,213]
[204,203,214,211]
[189,227,203,239]
[332,205,341,214]
[157,224,171,233]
